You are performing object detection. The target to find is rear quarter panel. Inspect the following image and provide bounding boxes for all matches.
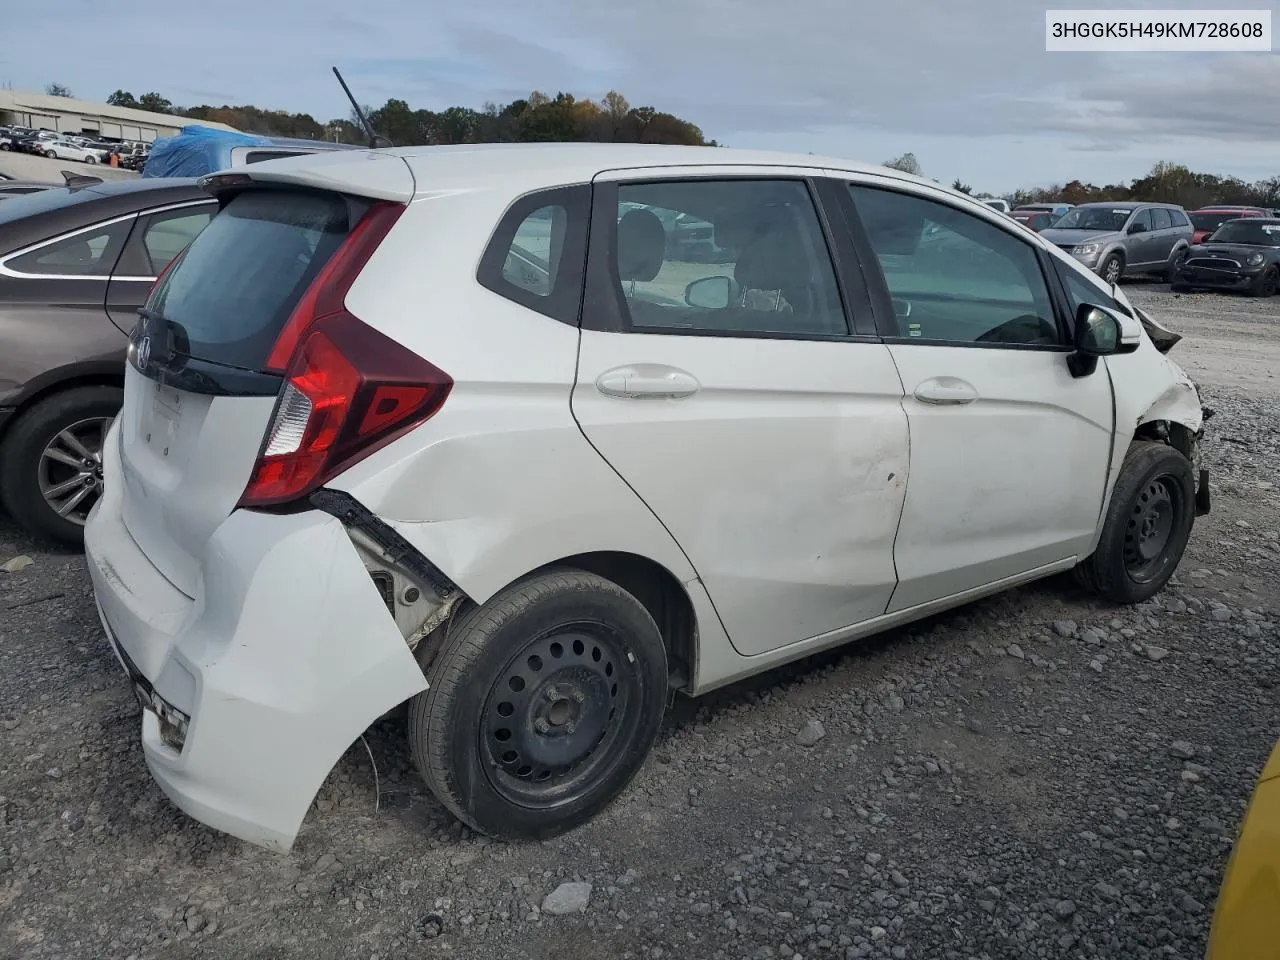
[332,183,703,607]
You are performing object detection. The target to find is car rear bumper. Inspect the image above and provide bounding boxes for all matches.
[83,424,427,851]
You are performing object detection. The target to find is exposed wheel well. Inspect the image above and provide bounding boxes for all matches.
[1133,418,1196,459]
[549,551,697,692]
[0,373,125,444]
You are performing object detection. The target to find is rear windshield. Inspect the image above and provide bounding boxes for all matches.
[148,190,352,370]
[1190,212,1244,231]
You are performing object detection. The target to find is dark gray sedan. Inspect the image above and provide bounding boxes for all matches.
[0,177,215,544]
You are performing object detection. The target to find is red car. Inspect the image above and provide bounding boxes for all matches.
[1009,210,1057,232]
[1189,207,1268,244]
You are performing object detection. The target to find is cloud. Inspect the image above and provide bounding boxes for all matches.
[1,0,1276,189]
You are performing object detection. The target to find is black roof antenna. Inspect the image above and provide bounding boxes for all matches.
[332,66,394,148]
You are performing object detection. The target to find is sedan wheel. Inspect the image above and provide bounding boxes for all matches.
[1254,267,1279,298]
[0,386,123,546]
[38,417,113,526]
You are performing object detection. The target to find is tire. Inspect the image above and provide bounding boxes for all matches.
[408,568,668,839]
[0,386,122,546]
[1076,441,1195,604]
[84,155,97,164]
[0,143,9,151]
[1251,266,1279,298]
[1165,249,1187,283]
[44,150,57,159]
[1099,253,1125,285]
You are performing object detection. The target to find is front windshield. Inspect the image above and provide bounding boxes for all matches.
[1052,206,1132,231]
[1207,220,1280,246]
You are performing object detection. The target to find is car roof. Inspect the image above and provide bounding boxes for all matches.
[0,176,207,254]
[239,141,943,199]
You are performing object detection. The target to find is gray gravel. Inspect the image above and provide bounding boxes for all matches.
[0,285,1276,960]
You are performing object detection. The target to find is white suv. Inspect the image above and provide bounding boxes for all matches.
[84,143,1208,852]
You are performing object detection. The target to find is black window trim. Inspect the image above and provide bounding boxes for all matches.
[835,180,1076,353]
[581,173,879,342]
[0,210,138,281]
[477,183,591,327]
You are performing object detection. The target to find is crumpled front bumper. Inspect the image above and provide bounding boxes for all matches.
[84,448,427,851]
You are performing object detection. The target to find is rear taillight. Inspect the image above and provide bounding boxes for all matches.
[237,202,453,509]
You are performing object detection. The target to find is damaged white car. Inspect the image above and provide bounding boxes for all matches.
[84,144,1208,851]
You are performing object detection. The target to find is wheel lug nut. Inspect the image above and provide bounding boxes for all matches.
[564,721,577,735]
[572,691,585,704]
[544,685,559,701]
[534,718,551,734]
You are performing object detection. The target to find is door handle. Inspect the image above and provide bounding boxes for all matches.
[595,364,701,399]
[914,376,978,405]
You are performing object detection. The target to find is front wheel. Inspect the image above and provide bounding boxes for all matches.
[1076,441,1195,604]
[44,150,57,159]
[1166,249,1187,282]
[84,155,97,164]
[408,569,668,839]
[1252,266,1279,298]
[1100,253,1125,285]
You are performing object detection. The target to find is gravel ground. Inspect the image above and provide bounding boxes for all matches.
[1,285,1276,960]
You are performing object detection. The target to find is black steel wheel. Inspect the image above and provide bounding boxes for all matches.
[1076,440,1195,603]
[1122,476,1180,584]
[481,622,636,807]
[409,569,668,839]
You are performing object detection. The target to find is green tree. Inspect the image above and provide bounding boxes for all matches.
[45,82,72,98]
[137,92,173,113]
[951,179,973,195]
[106,90,139,108]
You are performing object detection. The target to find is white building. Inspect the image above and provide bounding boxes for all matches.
[0,89,239,143]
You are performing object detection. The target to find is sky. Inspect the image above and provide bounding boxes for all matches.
[4,0,1279,195]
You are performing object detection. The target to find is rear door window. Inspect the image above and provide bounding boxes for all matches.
[1152,208,1172,230]
[147,190,353,369]
[3,218,132,277]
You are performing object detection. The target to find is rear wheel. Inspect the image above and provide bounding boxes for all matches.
[1075,441,1195,604]
[408,569,668,839]
[44,150,56,159]
[1100,253,1125,285]
[84,155,97,164]
[1166,249,1187,282]
[0,386,122,546]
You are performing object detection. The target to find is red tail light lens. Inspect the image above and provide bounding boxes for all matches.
[238,202,453,508]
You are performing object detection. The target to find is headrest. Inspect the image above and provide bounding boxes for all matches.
[617,208,666,283]
[734,228,809,292]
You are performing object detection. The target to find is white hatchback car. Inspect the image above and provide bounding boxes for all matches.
[84,143,1208,852]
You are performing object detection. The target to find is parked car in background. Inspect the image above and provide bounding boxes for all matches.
[42,140,105,164]
[981,198,1011,213]
[1172,217,1280,297]
[82,143,1207,853]
[0,180,60,199]
[1010,209,1058,232]
[1188,206,1269,244]
[0,178,215,544]
[1039,201,1194,284]
[1015,202,1074,217]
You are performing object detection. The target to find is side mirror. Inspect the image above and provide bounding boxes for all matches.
[1126,221,1146,235]
[685,275,733,309]
[1074,303,1143,359]
[1074,304,1121,356]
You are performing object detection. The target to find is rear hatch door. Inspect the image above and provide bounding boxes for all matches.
[117,184,379,596]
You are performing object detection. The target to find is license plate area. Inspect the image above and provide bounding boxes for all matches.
[144,383,184,458]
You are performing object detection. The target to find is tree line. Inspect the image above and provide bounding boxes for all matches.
[85,85,711,147]
[881,151,1280,213]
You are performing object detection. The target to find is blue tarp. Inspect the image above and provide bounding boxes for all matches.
[141,124,272,178]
